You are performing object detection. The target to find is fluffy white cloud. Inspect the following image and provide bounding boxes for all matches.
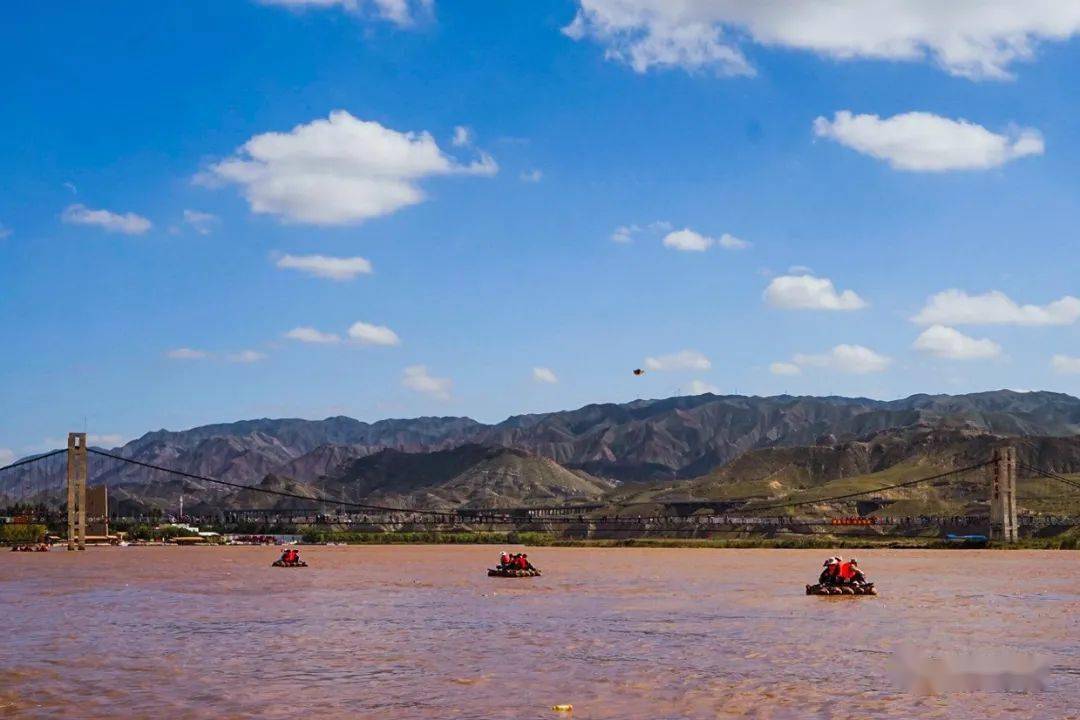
[813,111,1044,171]
[532,367,559,384]
[0,449,15,467]
[789,344,890,374]
[202,110,496,225]
[286,327,341,344]
[563,1,1080,80]
[452,125,471,147]
[913,289,1080,326]
[183,209,218,235]
[260,0,431,26]
[520,169,543,182]
[348,321,401,346]
[764,274,866,311]
[912,325,1002,360]
[661,228,749,252]
[227,350,267,363]
[770,362,802,376]
[402,364,452,399]
[62,204,151,235]
[1051,354,1080,374]
[663,228,712,252]
[275,253,373,281]
[166,348,209,360]
[645,349,711,372]
[688,379,719,394]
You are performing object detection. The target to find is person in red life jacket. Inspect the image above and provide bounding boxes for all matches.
[845,558,866,585]
[499,551,510,569]
[837,558,857,584]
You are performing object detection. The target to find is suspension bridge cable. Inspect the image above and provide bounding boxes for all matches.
[0,448,68,474]
[1017,463,1080,492]
[86,448,471,518]
[738,461,993,512]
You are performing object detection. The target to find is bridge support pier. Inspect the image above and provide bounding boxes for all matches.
[67,432,87,551]
[990,446,1018,543]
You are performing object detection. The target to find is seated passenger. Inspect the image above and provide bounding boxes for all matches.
[499,551,510,568]
[818,558,837,585]
[846,558,866,584]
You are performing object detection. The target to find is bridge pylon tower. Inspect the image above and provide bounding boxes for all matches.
[67,432,87,551]
[990,446,1018,543]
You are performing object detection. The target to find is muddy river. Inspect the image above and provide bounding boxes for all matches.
[1,546,1076,719]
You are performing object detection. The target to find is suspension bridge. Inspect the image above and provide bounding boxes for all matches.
[2,433,1080,548]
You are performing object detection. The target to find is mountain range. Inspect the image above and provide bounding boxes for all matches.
[7,390,1080,515]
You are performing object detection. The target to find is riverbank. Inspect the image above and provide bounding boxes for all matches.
[296,528,1080,550]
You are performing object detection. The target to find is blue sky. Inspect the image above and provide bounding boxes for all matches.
[4,0,1080,457]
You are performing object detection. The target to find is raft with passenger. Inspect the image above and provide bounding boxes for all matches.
[272,559,308,567]
[488,567,541,577]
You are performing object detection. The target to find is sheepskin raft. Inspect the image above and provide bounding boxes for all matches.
[806,583,876,596]
[488,567,541,577]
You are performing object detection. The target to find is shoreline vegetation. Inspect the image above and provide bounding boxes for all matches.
[295,529,1080,550]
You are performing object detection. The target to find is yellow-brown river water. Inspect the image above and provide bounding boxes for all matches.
[1,546,1077,719]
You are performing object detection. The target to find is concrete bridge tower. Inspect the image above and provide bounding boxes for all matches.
[990,446,1018,543]
[66,432,87,550]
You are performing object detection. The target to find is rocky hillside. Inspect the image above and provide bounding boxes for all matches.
[91,390,1080,485]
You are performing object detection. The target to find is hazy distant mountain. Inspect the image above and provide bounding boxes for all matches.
[99,390,1080,485]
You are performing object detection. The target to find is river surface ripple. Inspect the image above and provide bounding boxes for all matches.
[1,546,1077,719]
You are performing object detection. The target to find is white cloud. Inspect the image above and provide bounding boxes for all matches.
[275,253,373,281]
[348,321,401,346]
[402,364,452,399]
[764,274,867,311]
[912,289,1080,326]
[662,228,748,252]
[688,379,719,394]
[166,348,209,360]
[532,367,559,384]
[912,325,1002,360]
[813,111,1044,171]
[260,0,431,26]
[0,449,15,467]
[183,209,219,235]
[452,125,471,147]
[563,1,1080,80]
[202,110,497,225]
[1051,354,1080,374]
[718,233,750,249]
[769,362,802,376]
[788,265,814,275]
[663,228,713,252]
[227,350,267,363]
[645,349,711,372]
[62,204,152,235]
[611,225,637,243]
[790,344,891,374]
[520,169,543,182]
[285,327,341,344]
